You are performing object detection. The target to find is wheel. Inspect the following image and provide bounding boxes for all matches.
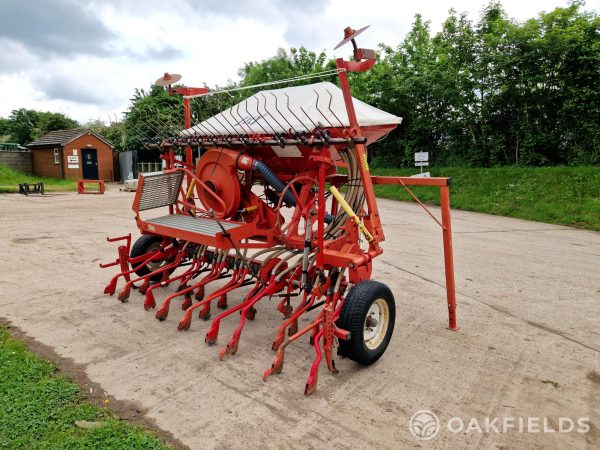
[130,235,173,281]
[337,280,395,365]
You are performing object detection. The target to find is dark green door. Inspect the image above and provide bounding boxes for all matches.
[82,149,99,180]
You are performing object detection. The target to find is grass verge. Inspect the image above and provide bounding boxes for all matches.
[0,326,169,449]
[372,166,600,231]
[0,164,76,193]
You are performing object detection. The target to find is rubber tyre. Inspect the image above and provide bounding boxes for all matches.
[130,235,172,281]
[337,280,395,365]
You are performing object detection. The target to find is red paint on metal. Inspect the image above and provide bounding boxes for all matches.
[77,179,105,194]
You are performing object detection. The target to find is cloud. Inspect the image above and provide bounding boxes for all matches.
[88,0,328,25]
[0,0,115,57]
[0,0,598,125]
[0,39,39,74]
[126,45,184,62]
[34,74,107,105]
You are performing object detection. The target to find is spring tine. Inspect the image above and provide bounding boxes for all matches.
[233,103,253,136]
[257,94,282,135]
[251,96,275,136]
[196,122,217,138]
[126,119,158,146]
[209,95,238,137]
[152,105,182,137]
[284,93,312,133]
[124,118,151,142]
[230,103,254,139]
[144,107,162,133]
[203,118,225,139]
[217,104,242,136]
[299,105,320,132]
[223,105,248,136]
[259,92,285,134]
[141,109,162,137]
[163,113,185,136]
[245,97,270,138]
[313,89,336,129]
[143,117,161,139]
[259,93,287,135]
[270,92,297,135]
[325,89,347,130]
[155,111,182,142]
[212,114,238,137]
[180,126,192,138]
[195,122,220,147]
[190,117,217,142]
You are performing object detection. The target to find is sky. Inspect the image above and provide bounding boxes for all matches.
[0,0,598,124]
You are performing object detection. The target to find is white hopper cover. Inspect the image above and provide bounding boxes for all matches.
[182,81,402,137]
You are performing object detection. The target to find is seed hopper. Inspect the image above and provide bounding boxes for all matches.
[101,27,458,395]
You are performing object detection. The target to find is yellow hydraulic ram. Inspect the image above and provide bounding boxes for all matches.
[186,179,196,199]
[185,179,197,214]
[329,186,374,242]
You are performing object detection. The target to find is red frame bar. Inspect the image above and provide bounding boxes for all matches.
[440,185,458,330]
[169,86,209,184]
[370,175,458,330]
[336,59,384,243]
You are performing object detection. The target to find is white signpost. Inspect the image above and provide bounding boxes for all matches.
[412,152,430,177]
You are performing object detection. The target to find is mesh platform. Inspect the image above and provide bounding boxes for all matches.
[138,172,184,211]
[146,214,241,237]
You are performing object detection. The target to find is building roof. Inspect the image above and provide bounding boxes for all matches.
[27,128,114,148]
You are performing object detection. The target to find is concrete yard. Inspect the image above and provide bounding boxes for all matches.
[0,188,598,449]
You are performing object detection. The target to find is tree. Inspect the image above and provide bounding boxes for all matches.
[352,15,446,166]
[0,118,10,143]
[239,47,335,89]
[84,118,106,135]
[102,121,125,151]
[189,47,337,128]
[37,112,79,135]
[432,9,479,165]
[4,109,79,145]
[85,118,125,151]
[122,84,183,152]
[353,1,599,167]
[116,2,600,167]
[8,109,39,145]
[120,47,336,152]
[543,3,600,164]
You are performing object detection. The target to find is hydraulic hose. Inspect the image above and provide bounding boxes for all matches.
[251,159,334,223]
[253,160,296,206]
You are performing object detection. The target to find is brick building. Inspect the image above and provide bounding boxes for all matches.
[28,128,116,181]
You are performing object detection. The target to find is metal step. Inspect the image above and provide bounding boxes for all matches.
[146,214,241,237]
